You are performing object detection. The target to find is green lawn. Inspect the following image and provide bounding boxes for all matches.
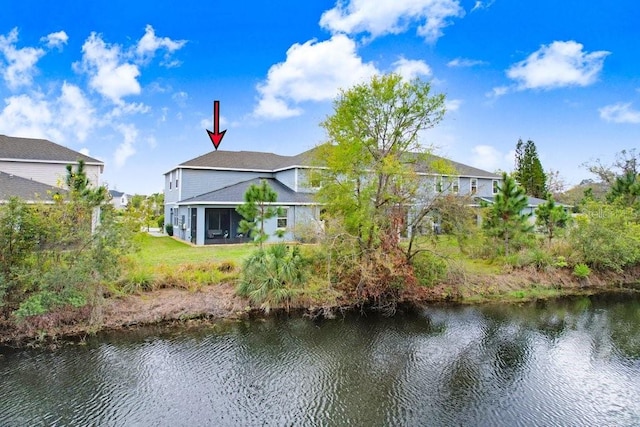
[130,233,253,269]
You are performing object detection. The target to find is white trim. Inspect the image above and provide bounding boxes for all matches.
[0,157,103,166]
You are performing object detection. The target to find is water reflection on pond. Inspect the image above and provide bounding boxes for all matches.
[2,293,640,426]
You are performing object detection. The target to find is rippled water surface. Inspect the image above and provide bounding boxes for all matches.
[3,293,640,426]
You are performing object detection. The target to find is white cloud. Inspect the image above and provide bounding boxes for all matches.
[320,0,464,42]
[254,34,378,119]
[445,99,461,112]
[471,0,494,12]
[0,28,46,89]
[108,102,150,118]
[135,24,187,67]
[470,144,505,172]
[486,86,509,98]
[0,85,99,144]
[447,57,485,67]
[392,57,431,80]
[114,123,138,167]
[599,102,640,124]
[0,93,55,139]
[76,32,141,104]
[57,82,96,142]
[41,31,69,50]
[172,91,188,107]
[506,40,609,90]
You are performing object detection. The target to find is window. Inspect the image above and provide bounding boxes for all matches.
[470,178,477,195]
[277,208,288,229]
[435,176,444,193]
[452,178,459,194]
[172,208,179,226]
[492,180,499,194]
[309,169,322,188]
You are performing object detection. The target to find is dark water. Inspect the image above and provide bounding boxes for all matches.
[2,293,640,426]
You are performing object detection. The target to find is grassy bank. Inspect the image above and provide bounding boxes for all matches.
[118,234,254,293]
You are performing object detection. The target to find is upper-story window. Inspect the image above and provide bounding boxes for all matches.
[309,169,323,188]
[470,178,477,195]
[492,180,499,194]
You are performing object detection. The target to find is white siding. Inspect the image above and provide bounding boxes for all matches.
[0,160,102,188]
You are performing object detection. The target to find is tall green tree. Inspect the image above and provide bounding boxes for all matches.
[514,139,547,198]
[316,73,446,298]
[535,193,571,245]
[236,180,284,247]
[483,173,533,256]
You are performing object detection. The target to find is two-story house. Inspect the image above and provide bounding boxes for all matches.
[164,147,502,245]
[0,134,104,202]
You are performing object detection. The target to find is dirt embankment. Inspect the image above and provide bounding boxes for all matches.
[2,267,640,349]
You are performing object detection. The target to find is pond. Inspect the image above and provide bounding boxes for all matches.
[2,293,640,426]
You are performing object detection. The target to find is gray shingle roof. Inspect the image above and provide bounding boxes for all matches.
[179,177,314,205]
[0,171,67,202]
[180,150,295,170]
[0,134,103,165]
[176,145,498,178]
[476,196,571,208]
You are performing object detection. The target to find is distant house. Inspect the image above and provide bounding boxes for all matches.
[164,147,502,245]
[0,134,104,203]
[476,195,572,223]
[109,189,130,210]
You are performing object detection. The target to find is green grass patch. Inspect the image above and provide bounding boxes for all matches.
[116,233,251,293]
[131,233,253,269]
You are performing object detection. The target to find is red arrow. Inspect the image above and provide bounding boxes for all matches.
[206,100,226,150]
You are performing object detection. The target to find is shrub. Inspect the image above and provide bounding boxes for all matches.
[156,214,165,229]
[165,223,174,236]
[411,251,447,287]
[573,263,591,279]
[236,244,306,312]
[569,202,640,272]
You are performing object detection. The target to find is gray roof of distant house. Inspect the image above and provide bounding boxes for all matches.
[0,171,66,202]
[0,134,103,165]
[476,196,571,208]
[175,146,499,178]
[178,178,314,205]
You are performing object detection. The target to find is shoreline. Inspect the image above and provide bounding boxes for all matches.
[2,268,640,350]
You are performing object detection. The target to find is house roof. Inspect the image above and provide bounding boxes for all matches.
[476,196,571,208]
[174,145,498,178]
[178,177,314,205]
[0,171,67,202]
[0,134,103,165]
[179,150,296,171]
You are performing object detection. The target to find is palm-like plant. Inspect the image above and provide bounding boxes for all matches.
[236,244,306,312]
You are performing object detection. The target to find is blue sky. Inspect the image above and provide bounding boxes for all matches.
[1,0,638,194]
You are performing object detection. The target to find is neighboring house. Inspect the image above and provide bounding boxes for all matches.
[109,189,130,210]
[476,195,572,223]
[0,134,104,199]
[0,171,67,203]
[164,147,502,245]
